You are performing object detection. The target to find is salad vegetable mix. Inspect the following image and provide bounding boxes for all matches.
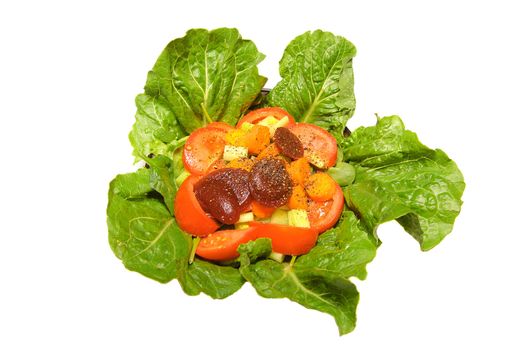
[107,28,465,335]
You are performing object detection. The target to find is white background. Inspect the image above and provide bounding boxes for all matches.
[1,0,525,349]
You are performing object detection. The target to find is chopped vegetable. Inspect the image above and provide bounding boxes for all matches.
[288,185,308,210]
[287,157,311,186]
[223,145,248,161]
[305,172,337,202]
[288,209,310,228]
[227,157,254,172]
[244,124,271,154]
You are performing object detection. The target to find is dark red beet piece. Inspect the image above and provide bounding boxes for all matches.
[193,168,252,224]
[273,127,304,160]
[249,158,293,207]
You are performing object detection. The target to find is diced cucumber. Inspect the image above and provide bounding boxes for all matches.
[240,122,254,131]
[257,116,279,127]
[308,153,327,169]
[223,145,248,161]
[236,212,254,223]
[175,170,191,187]
[288,209,310,228]
[235,223,250,230]
[269,251,285,263]
[268,116,290,136]
[270,209,289,225]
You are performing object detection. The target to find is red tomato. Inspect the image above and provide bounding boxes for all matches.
[195,228,256,261]
[236,107,295,128]
[206,122,235,132]
[183,127,227,175]
[308,181,344,234]
[250,222,318,255]
[287,123,337,168]
[174,175,220,237]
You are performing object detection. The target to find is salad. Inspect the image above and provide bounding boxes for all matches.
[107,28,465,335]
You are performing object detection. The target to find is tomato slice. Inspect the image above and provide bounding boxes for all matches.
[206,122,235,132]
[183,127,227,175]
[287,123,337,169]
[174,175,220,236]
[307,180,344,234]
[236,107,295,128]
[196,228,256,261]
[250,222,318,255]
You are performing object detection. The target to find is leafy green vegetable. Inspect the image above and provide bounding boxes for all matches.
[295,212,377,280]
[181,259,245,299]
[129,94,186,162]
[237,238,272,265]
[344,116,465,250]
[328,161,356,186]
[144,28,266,134]
[107,170,192,283]
[147,155,178,215]
[238,212,374,334]
[268,30,357,140]
[240,259,359,335]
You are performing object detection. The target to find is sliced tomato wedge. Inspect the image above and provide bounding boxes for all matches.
[287,123,337,169]
[183,127,227,175]
[174,175,220,237]
[249,222,318,255]
[195,227,256,261]
[206,122,235,132]
[236,107,295,128]
[307,180,344,234]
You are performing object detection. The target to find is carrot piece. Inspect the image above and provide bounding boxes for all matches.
[288,185,309,210]
[227,157,254,172]
[245,125,270,155]
[287,157,311,186]
[252,201,276,218]
[257,143,280,160]
[304,172,336,202]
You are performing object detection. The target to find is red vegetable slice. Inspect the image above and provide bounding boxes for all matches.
[183,127,227,175]
[307,181,344,234]
[249,222,318,255]
[196,228,257,261]
[287,123,337,169]
[236,107,295,127]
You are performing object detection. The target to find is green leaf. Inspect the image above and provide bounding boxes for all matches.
[343,115,433,166]
[107,170,192,283]
[237,238,272,265]
[268,30,357,139]
[327,162,356,186]
[129,94,186,161]
[144,28,266,133]
[295,212,377,280]
[240,260,359,335]
[345,116,465,250]
[147,154,180,215]
[180,259,245,299]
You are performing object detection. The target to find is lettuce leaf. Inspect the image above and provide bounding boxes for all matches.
[107,169,245,297]
[107,170,191,283]
[268,30,356,140]
[238,212,375,335]
[344,116,465,250]
[144,28,266,134]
